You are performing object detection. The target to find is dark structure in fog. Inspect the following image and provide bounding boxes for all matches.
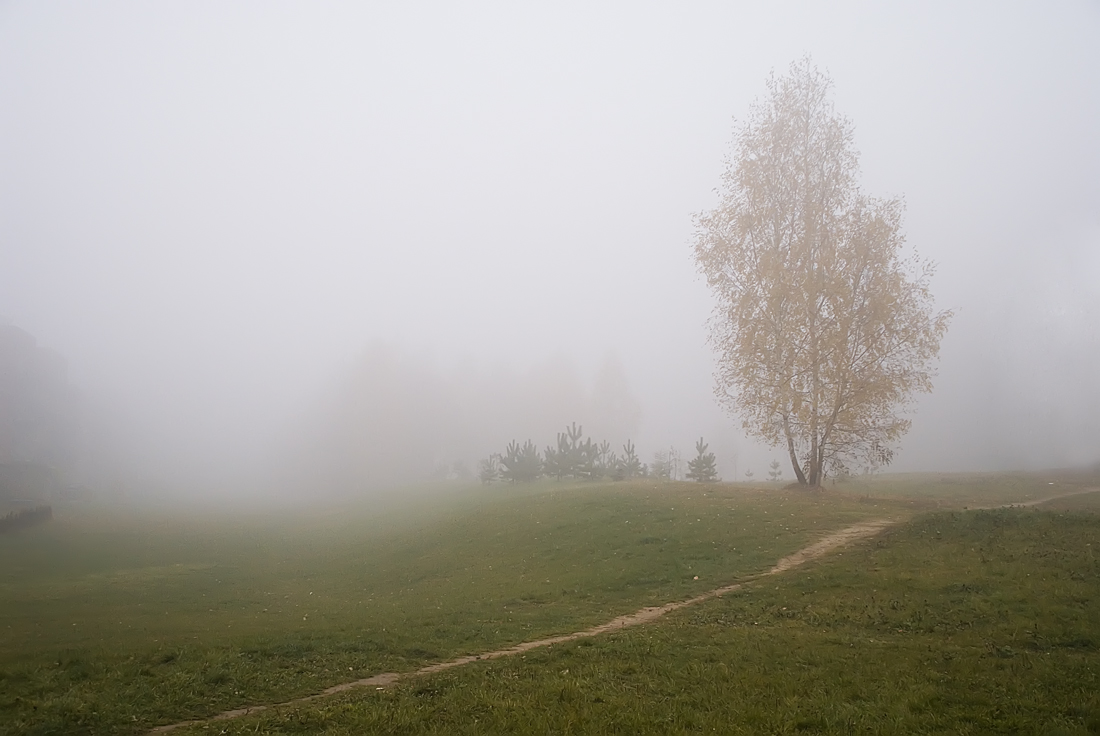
[0,325,78,501]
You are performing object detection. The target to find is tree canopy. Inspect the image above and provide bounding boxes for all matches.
[693,58,951,487]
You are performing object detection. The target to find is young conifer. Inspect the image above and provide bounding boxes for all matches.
[686,437,719,482]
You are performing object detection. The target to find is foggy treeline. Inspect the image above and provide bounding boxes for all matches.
[0,325,78,500]
[0,325,77,469]
[279,344,643,497]
[1,4,1097,505]
[0,326,650,501]
[0,323,138,502]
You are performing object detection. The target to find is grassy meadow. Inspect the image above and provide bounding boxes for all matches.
[1,471,1098,734]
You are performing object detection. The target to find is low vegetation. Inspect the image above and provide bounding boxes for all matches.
[0,471,1096,734]
[208,499,1099,735]
[0,504,52,534]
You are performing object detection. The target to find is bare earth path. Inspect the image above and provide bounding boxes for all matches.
[148,519,893,734]
[149,489,1098,734]
[991,487,1098,509]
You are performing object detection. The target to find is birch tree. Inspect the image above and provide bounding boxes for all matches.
[693,58,951,487]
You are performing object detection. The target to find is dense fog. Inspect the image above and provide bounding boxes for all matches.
[1,2,1097,502]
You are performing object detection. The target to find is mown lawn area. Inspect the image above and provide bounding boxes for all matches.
[2,479,912,735]
[191,496,1100,735]
[1,472,1096,734]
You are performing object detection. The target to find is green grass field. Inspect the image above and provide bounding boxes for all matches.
[1,471,1098,734]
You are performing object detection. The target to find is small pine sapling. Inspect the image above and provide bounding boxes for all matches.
[686,438,719,482]
[617,440,643,480]
[499,440,542,483]
[478,455,500,484]
[651,451,671,481]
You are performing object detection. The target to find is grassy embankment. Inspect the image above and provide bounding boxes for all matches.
[1,471,1097,734]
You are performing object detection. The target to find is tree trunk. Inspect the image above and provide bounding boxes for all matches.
[806,444,823,488]
[808,435,820,487]
[783,415,808,485]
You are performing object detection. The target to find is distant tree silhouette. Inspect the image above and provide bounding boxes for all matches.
[686,438,719,482]
[543,423,613,481]
[477,455,500,484]
[499,440,541,483]
[651,450,671,481]
[544,423,582,480]
[0,504,52,533]
[616,440,642,480]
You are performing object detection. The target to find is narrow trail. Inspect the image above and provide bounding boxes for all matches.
[148,488,1098,734]
[148,519,893,734]
[985,487,1098,509]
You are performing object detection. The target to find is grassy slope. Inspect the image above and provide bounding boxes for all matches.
[813,468,1096,509]
[0,472,1096,734]
[1,479,908,734]
[194,496,1100,735]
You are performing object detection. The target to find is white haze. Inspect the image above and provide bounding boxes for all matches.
[0,2,1097,499]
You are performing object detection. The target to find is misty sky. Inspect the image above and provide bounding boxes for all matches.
[1,2,1098,492]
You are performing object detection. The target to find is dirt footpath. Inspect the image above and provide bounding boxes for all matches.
[149,519,894,734]
[150,489,1097,733]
